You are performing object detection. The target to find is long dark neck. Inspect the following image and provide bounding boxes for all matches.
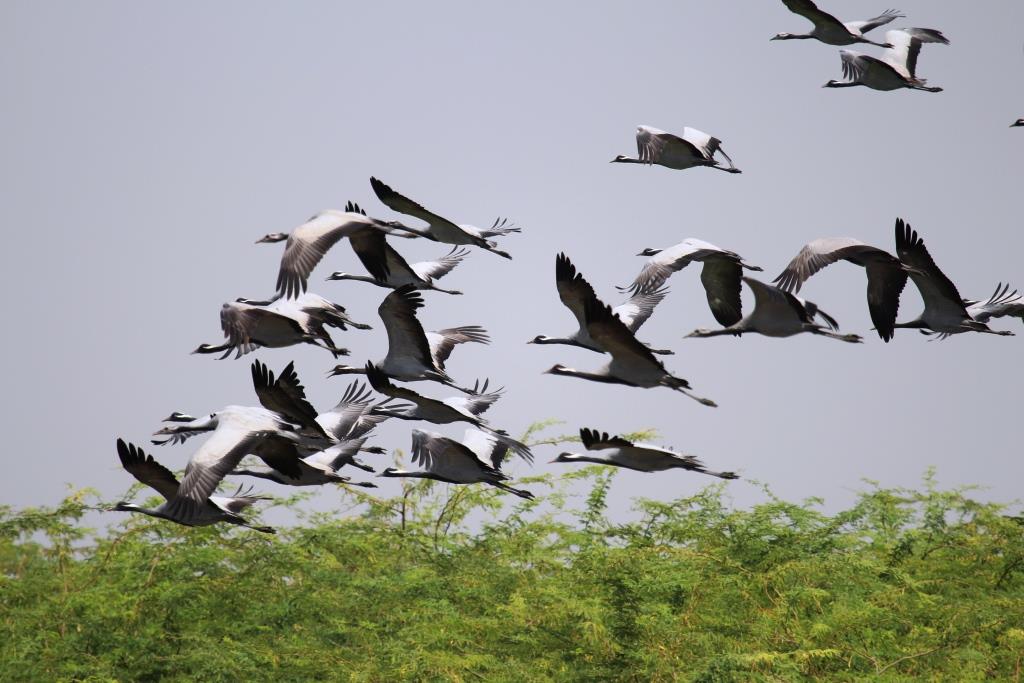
[117,504,172,522]
[568,454,614,466]
[231,469,284,483]
[383,471,452,483]
[340,274,377,284]
[553,368,628,385]
[535,336,583,347]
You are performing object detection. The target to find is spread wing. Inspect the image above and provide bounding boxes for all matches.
[636,126,704,164]
[744,277,813,324]
[613,286,668,332]
[412,247,470,281]
[883,28,948,79]
[176,426,267,508]
[379,285,437,370]
[277,212,369,299]
[584,296,665,372]
[894,218,967,317]
[555,252,600,329]
[116,439,180,500]
[580,428,634,451]
[865,262,908,342]
[220,303,305,356]
[348,228,398,283]
[251,360,329,440]
[773,238,879,293]
[443,379,503,416]
[781,0,847,33]
[700,260,744,327]
[427,326,490,370]
[371,176,463,233]
[845,9,902,35]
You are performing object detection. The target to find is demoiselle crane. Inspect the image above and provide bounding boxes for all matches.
[620,239,763,327]
[256,209,404,299]
[545,296,718,406]
[529,253,672,354]
[113,439,276,533]
[773,237,912,341]
[379,429,535,500]
[611,126,741,173]
[327,285,488,393]
[364,364,534,463]
[686,277,862,343]
[824,28,950,92]
[369,177,518,259]
[892,218,1015,337]
[771,1,903,47]
[551,428,739,479]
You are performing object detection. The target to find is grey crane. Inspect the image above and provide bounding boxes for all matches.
[771,1,903,47]
[327,285,488,393]
[113,439,275,533]
[893,219,1014,337]
[924,283,1024,340]
[193,293,368,359]
[545,296,718,407]
[327,201,469,294]
[230,436,378,488]
[364,364,534,463]
[773,237,912,342]
[611,126,740,173]
[529,252,672,354]
[686,277,862,343]
[552,428,738,479]
[370,177,518,259]
[256,209,404,299]
[379,429,535,500]
[824,28,949,92]
[620,238,763,327]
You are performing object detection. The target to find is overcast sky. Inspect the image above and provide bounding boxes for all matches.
[3,1,1022,524]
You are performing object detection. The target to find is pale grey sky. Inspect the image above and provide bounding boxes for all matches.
[2,1,1022,522]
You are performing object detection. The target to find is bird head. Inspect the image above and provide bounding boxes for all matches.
[378,467,403,477]
[822,80,844,88]
[549,452,580,464]
[153,412,218,436]
[1012,119,1024,128]
[637,248,661,257]
[770,32,794,41]
[326,272,351,281]
[527,335,552,344]
[327,364,361,377]
[255,232,289,244]
[543,364,569,375]
[610,155,631,163]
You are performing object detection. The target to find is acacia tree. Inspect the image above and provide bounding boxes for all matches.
[2,424,1023,681]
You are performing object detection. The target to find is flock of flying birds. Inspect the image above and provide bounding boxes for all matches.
[111,1,1024,533]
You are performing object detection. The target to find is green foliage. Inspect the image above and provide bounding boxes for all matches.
[2,447,1024,681]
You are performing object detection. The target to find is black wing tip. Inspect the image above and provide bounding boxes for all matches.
[116,438,147,466]
[393,283,425,309]
[555,252,577,281]
[370,176,393,197]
